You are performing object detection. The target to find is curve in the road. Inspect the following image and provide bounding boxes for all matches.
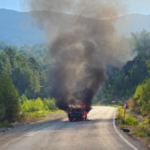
[113,109,139,150]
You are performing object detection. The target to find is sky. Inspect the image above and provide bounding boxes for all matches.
[0,0,150,15]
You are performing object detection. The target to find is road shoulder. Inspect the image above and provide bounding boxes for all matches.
[0,113,66,149]
[114,109,149,150]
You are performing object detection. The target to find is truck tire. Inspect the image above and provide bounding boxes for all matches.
[82,117,85,121]
[85,115,87,120]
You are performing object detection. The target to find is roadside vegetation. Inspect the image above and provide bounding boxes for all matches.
[132,130,148,137]
[1,29,150,131]
[117,103,150,146]
[0,74,64,128]
[0,45,64,128]
[94,30,150,103]
[117,106,139,126]
[0,78,64,128]
[19,95,64,121]
[93,30,150,147]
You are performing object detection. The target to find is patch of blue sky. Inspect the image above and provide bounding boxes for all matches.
[0,0,150,15]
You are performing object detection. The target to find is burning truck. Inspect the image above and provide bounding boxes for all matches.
[28,0,136,124]
[68,103,88,122]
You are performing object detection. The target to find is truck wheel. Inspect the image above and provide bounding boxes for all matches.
[85,115,87,120]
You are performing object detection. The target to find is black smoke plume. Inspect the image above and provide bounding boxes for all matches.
[25,0,136,112]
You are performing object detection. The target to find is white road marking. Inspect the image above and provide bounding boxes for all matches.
[113,109,139,150]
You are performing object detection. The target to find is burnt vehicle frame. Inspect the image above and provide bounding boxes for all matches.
[68,107,87,122]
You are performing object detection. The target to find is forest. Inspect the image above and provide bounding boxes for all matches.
[100,30,150,101]
[0,29,150,124]
[0,45,57,124]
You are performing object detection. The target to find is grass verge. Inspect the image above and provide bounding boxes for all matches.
[0,120,13,128]
[132,131,148,137]
[116,106,150,148]
[19,110,65,121]
[0,110,65,128]
[117,106,139,125]
[117,106,149,136]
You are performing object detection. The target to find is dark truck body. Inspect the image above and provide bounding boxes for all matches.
[68,107,87,122]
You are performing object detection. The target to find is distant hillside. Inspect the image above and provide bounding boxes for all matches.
[0,9,46,46]
[114,14,150,37]
[0,9,150,45]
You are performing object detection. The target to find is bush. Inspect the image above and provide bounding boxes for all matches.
[121,119,126,124]
[117,107,139,126]
[147,125,150,136]
[20,94,28,104]
[20,97,58,113]
[0,122,3,128]
[43,105,49,110]
[2,120,12,127]
[43,98,58,111]
[118,100,123,106]
[126,117,139,126]
[128,98,134,108]
[18,96,61,120]
[0,120,13,128]
[120,125,128,130]
[133,78,150,116]
[21,97,44,112]
[132,131,147,137]
[117,107,125,124]
[138,124,147,131]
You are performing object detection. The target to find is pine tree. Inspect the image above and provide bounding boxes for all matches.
[0,73,20,121]
[0,103,5,121]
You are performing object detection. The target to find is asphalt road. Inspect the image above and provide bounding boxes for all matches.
[0,106,148,150]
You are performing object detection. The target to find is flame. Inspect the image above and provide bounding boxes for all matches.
[83,111,88,118]
[81,103,87,108]
[81,103,88,118]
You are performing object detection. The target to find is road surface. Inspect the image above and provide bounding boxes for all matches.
[0,107,148,150]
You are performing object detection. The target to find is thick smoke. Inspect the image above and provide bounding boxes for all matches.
[26,0,136,112]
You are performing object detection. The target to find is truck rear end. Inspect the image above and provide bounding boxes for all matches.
[68,103,88,122]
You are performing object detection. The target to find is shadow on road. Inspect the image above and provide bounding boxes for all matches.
[30,118,114,131]
[8,117,114,133]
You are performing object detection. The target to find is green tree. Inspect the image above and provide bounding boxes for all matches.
[134,78,150,116]
[118,100,123,106]
[0,73,20,121]
[0,103,5,121]
[0,51,12,75]
[20,94,28,104]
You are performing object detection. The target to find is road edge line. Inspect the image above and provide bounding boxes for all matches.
[113,109,139,150]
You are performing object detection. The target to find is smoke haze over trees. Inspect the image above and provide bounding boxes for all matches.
[101,30,150,101]
[0,30,150,121]
[25,0,137,111]
[0,1,150,124]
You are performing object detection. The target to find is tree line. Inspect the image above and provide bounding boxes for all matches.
[97,30,150,104]
[1,29,150,122]
[0,47,55,123]
[0,47,48,99]
[97,29,150,118]
[0,72,58,123]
